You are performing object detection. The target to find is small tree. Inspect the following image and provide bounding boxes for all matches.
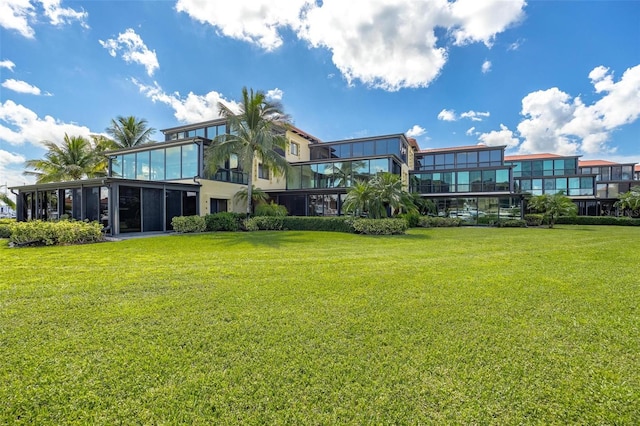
[233,186,268,213]
[614,187,640,217]
[342,180,373,217]
[527,191,577,228]
[342,173,415,218]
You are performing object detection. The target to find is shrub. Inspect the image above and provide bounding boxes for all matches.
[555,216,640,226]
[254,202,288,217]
[171,215,206,233]
[281,216,355,233]
[244,216,285,231]
[524,214,544,227]
[205,212,244,232]
[0,224,11,238]
[351,218,407,235]
[495,219,527,228]
[398,212,421,228]
[418,217,462,228]
[9,220,104,246]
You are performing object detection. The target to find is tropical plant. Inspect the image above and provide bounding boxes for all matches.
[23,134,108,183]
[411,194,436,215]
[205,87,291,217]
[106,116,155,148]
[614,187,640,217]
[342,180,374,217]
[0,193,16,210]
[343,173,415,219]
[233,185,269,212]
[527,191,577,228]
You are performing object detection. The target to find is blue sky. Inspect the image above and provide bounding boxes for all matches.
[1,0,639,192]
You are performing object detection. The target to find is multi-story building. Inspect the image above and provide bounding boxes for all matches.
[10,119,639,235]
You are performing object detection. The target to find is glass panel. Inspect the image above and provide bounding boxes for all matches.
[370,158,388,175]
[544,178,555,193]
[352,142,364,157]
[470,171,482,191]
[556,178,567,192]
[195,128,205,138]
[183,191,197,216]
[122,153,136,179]
[520,179,531,191]
[362,141,374,156]
[326,194,339,216]
[301,165,316,189]
[72,188,82,219]
[511,162,521,177]
[521,161,531,177]
[457,171,469,192]
[375,139,388,156]
[317,163,333,188]
[111,155,122,177]
[608,183,619,197]
[564,158,577,173]
[444,153,455,168]
[490,149,502,164]
[100,187,109,228]
[611,166,622,180]
[478,151,490,166]
[182,144,198,178]
[166,146,181,179]
[287,166,302,189]
[119,186,141,233]
[331,162,351,187]
[496,169,510,190]
[482,170,496,191]
[150,149,165,180]
[84,187,100,221]
[64,189,73,217]
[596,184,607,198]
[467,151,478,166]
[352,160,369,182]
[166,190,182,230]
[543,160,554,176]
[600,167,611,181]
[622,166,632,180]
[456,152,467,168]
[531,161,543,176]
[136,151,150,180]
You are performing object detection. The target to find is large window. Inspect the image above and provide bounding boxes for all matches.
[287,158,392,190]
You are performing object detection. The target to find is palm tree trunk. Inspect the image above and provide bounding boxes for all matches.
[246,152,255,217]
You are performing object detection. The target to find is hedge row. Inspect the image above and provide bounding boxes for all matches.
[9,220,104,246]
[555,216,640,226]
[350,218,407,235]
[171,215,206,233]
[417,217,463,228]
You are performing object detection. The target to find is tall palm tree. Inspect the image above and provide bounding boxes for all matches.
[206,87,291,216]
[106,116,155,148]
[23,134,107,183]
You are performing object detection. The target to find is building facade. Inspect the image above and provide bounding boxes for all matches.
[10,119,640,234]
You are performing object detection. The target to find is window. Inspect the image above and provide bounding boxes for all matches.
[258,163,270,180]
[290,142,299,156]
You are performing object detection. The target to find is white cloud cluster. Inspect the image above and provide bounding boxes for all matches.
[266,88,284,101]
[517,64,640,155]
[438,109,490,122]
[99,29,159,76]
[0,0,87,39]
[0,60,16,71]
[437,109,457,122]
[0,100,92,147]
[478,124,519,148]
[460,110,490,121]
[175,0,526,90]
[2,79,43,95]
[406,125,426,138]
[132,79,241,123]
[0,149,27,188]
[481,60,492,74]
[474,64,640,155]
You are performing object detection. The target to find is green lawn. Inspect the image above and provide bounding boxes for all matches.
[1,226,638,424]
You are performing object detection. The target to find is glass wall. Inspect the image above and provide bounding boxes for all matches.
[287,158,395,190]
[410,168,511,193]
[416,149,502,171]
[165,123,226,141]
[515,176,594,196]
[508,158,578,177]
[310,137,407,163]
[580,165,635,181]
[110,143,199,181]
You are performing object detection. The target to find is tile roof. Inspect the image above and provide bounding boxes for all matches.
[504,153,566,161]
[578,160,619,167]
[418,144,501,153]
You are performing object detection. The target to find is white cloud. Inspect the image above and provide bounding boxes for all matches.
[507,39,523,51]
[460,110,490,121]
[466,126,476,136]
[406,125,426,138]
[437,109,457,121]
[176,0,526,91]
[478,124,519,148]
[481,60,492,74]
[2,79,42,95]
[0,149,29,189]
[0,60,16,71]
[132,79,240,123]
[266,88,284,101]
[516,64,640,155]
[0,100,92,147]
[99,28,159,76]
[0,0,87,39]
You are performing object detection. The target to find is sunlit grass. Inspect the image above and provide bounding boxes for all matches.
[1,226,638,424]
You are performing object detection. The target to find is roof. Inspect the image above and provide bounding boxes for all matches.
[504,153,569,161]
[635,164,640,172]
[418,144,504,154]
[578,160,619,167]
[289,125,322,144]
[406,137,421,150]
[10,177,201,192]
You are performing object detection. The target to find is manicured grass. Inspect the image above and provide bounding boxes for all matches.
[1,226,638,424]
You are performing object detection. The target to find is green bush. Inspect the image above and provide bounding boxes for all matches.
[244,216,285,231]
[398,212,421,228]
[0,224,11,238]
[524,214,544,226]
[171,215,206,233]
[281,216,355,233]
[205,212,245,232]
[495,219,527,228]
[9,220,104,246]
[418,216,462,228]
[555,216,640,226]
[351,218,407,235]
[254,202,288,217]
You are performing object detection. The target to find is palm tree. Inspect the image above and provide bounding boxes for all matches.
[370,172,416,218]
[205,87,291,217]
[527,191,577,228]
[0,193,15,210]
[342,180,374,217]
[106,116,155,148]
[23,134,107,183]
[615,187,640,217]
[233,185,269,213]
